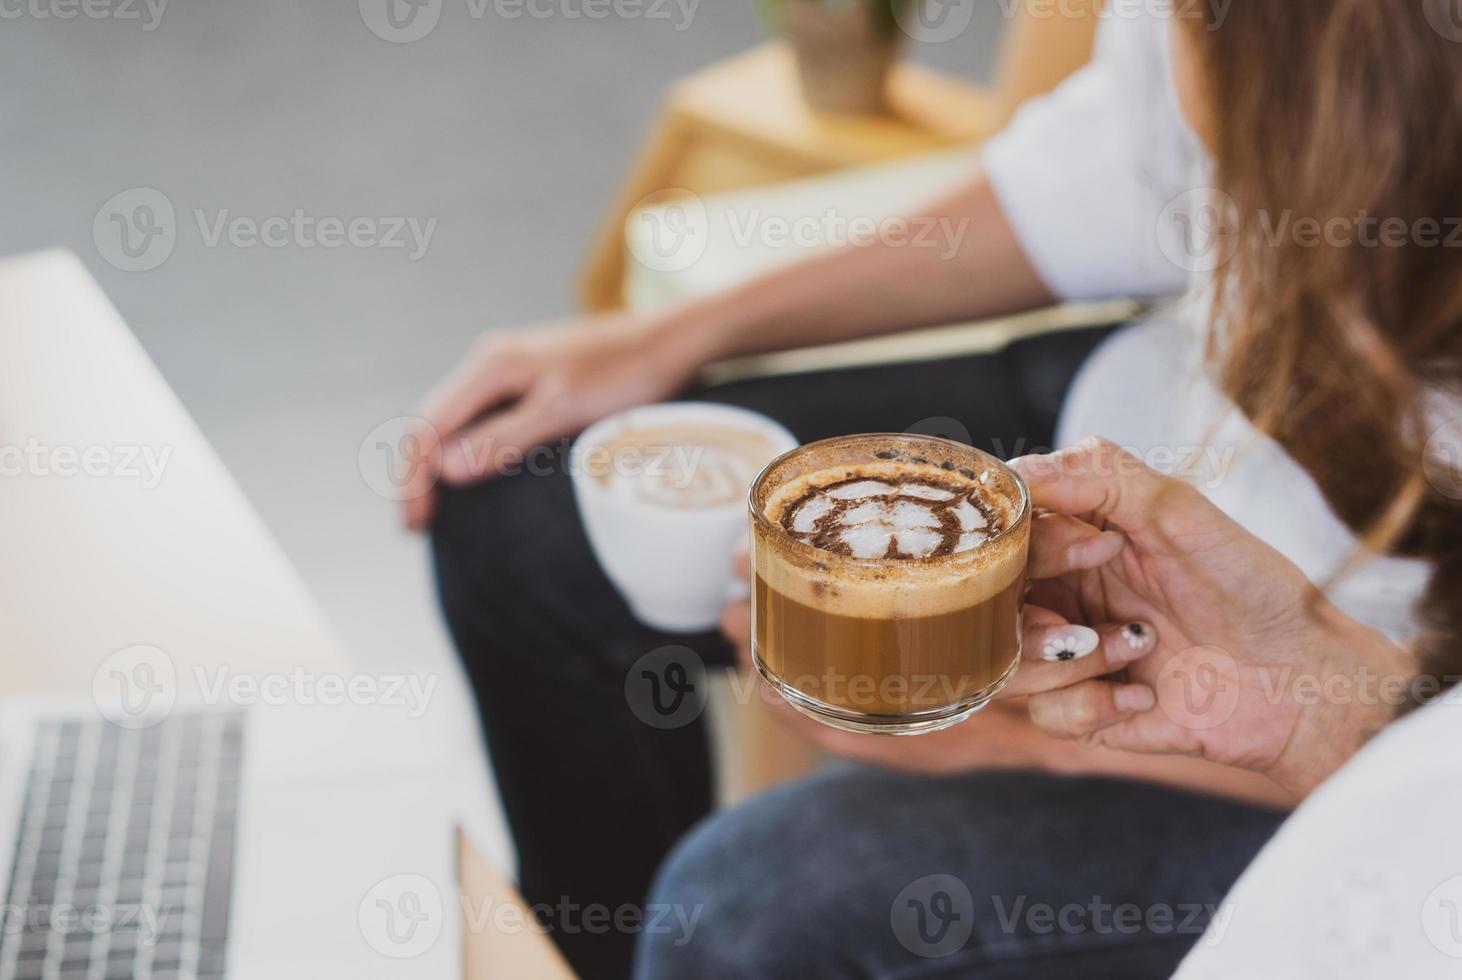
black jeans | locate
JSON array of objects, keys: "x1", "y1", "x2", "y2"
[{"x1": 433, "y1": 324, "x2": 1276, "y2": 977}]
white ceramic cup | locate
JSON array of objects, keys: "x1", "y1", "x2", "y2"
[{"x1": 570, "y1": 402, "x2": 798, "y2": 632}]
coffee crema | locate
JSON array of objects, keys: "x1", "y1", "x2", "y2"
[{"x1": 590, "y1": 424, "x2": 777, "y2": 509}]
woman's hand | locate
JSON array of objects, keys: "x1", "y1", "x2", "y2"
[
  {"x1": 401, "y1": 311, "x2": 708, "y2": 529},
  {"x1": 1011, "y1": 438, "x2": 1417, "y2": 799}
]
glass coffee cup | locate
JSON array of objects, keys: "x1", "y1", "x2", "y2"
[{"x1": 749, "y1": 434, "x2": 1031, "y2": 734}]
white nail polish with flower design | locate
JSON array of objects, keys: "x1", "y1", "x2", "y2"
[
  {"x1": 1041, "y1": 626, "x2": 1100, "y2": 662},
  {"x1": 1121, "y1": 623, "x2": 1156, "y2": 654}
]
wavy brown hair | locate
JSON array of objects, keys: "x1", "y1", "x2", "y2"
[{"x1": 1184, "y1": 0, "x2": 1462, "y2": 687}]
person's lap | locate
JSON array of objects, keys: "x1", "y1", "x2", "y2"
[
  {"x1": 636, "y1": 766, "x2": 1283, "y2": 979},
  {"x1": 429, "y1": 323, "x2": 1288, "y2": 977}
]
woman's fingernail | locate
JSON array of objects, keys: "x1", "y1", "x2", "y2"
[
  {"x1": 1114, "y1": 685, "x2": 1156, "y2": 712},
  {"x1": 1040, "y1": 626, "x2": 1100, "y2": 662},
  {"x1": 1117, "y1": 622, "x2": 1156, "y2": 660}
]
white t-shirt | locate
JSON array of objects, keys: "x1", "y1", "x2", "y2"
[
  {"x1": 979, "y1": 7, "x2": 1453, "y2": 975},
  {"x1": 1173, "y1": 692, "x2": 1462, "y2": 979},
  {"x1": 979, "y1": 7, "x2": 1432, "y2": 641}
]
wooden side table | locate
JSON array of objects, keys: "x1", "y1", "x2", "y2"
[
  {"x1": 579, "y1": 0, "x2": 1105, "y2": 312},
  {"x1": 579, "y1": 41, "x2": 1003, "y2": 311}
]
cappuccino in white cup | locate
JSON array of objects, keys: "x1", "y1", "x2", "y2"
[{"x1": 571, "y1": 403, "x2": 797, "y2": 632}]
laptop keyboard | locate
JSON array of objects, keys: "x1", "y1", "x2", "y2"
[{"x1": 0, "y1": 711, "x2": 244, "y2": 980}]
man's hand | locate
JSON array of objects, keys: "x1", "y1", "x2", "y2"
[{"x1": 402, "y1": 312, "x2": 706, "y2": 530}]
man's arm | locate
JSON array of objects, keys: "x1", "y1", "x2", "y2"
[{"x1": 670, "y1": 174, "x2": 1056, "y2": 365}]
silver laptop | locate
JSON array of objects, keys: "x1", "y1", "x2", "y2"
[{"x1": 0, "y1": 697, "x2": 461, "y2": 980}]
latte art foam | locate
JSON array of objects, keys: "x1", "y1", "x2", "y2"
[
  {"x1": 775, "y1": 471, "x2": 1002, "y2": 559},
  {"x1": 763, "y1": 453, "x2": 1018, "y2": 561}
]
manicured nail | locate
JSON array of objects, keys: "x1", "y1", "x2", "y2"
[
  {"x1": 1041, "y1": 626, "x2": 1100, "y2": 662},
  {"x1": 1117, "y1": 623, "x2": 1156, "y2": 660},
  {"x1": 1114, "y1": 685, "x2": 1156, "y2": 712}
]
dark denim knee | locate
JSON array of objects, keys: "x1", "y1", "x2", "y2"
[{"x1": 634, "y1": 773, "x2": 868, "y2": 980}]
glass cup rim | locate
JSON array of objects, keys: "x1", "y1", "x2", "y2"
[{"x1": 747, "y1": 433, "x2": 1032, "y2": 569}]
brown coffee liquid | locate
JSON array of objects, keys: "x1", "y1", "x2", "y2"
[{"x1": 753, "y1": 572, "x2": 1025, "y2": 715}]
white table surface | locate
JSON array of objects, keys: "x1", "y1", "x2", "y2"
[{"x1": 0, "y1": 248, "x2": 350, "y2": 692}]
